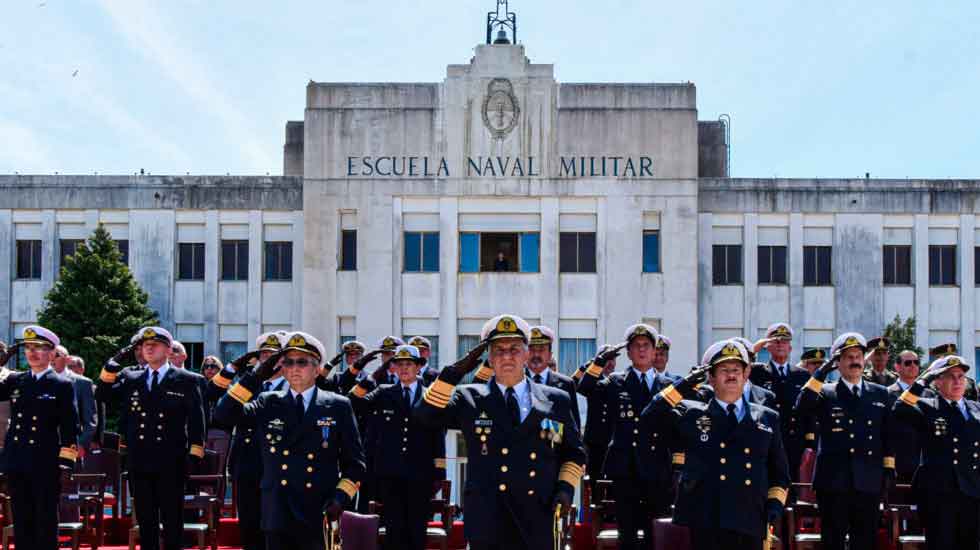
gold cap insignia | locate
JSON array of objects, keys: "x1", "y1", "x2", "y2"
[
  {"x1": 844, "y1": 336, "x2": 860, "y2": 348},
  {"x1": 409, "y1": 337, "x2": 426, "y2": 347},
  {"x1": 264, "y1": 335, "x2": 280, "y2": 347},
  {"x1": 877, "y1": 340, "x2": 887, "y2": 349},
  {"x1": 143, "y1": 328, "x2": 157, "y2": 339},
  {"x1": 383, "y1": 338, "x2": 395, "y2": 346},
  {"x1": 815, "y1": 350, "x2": 824, "y2": 359},
  {"x1": 634, "y1": 326, "x2": 648, "y2": 336},
  {"x1": 531, "y1": 328, "x2": 542, "y2": 338},
  {"x1": 720, "y1": 344, "x2": 741, "y2": 359},
  {"x1": 496, "y1": 317, "x2": 516, "y2": 333},
  {"x1": 771, "y1": 326, "x2": 790, "y2": 337},
  {"x1": 948, "y1": 357, "x2": 961, "y2": 367},
  {"x1": 23, "y1": 328, "x2": 37, "y2": 340},
  {"x1": 395, "y1": 349, "x2": 412, "y2": 359},
  {"x1": 288, "y1": 334, "x2": 307, "y2": 348}
]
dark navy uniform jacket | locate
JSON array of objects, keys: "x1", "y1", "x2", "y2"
[
  {"x1": 892, "y1": 393, "x2": 980, "y2": 497},
  {"x1": 528, "y1": 368, "x2": 581, "y2": 431},
  {"x1": 697, "y1": 382, "x2": 778, "y2": 410},
  {"x1": 95, "y1": 365, "x2": 205, "y2": 472},
  {"x1": 210, "y1": 376, "x2": 290, "y2": 479},
  {"x1": 794, "y1": 378, "x2": 894, "y2": 494},
  {"x1": 213, "y1": 377, "x2": 366, "y2": 535},
  {"x1": 887, "y1": 382, "x2": 930, "y2": 480},
  {"x1": 415, "y1": 379, "x2": 586, "y2": 548},
  {"x1": 644, "y1": 393, "x2": 790, "y2": 539},
  {"x1": 0, "y1": 369, "x2": 79, "y2": 473},
  {"x1": 576, "y1": 367, "x2": 676, "y2": 483},
  {"x1": 350, "y1": 381, "x2": 446, "y2": 480}
]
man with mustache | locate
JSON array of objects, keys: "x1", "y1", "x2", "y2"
[
  {"x1": 526, "y1": 325, "x2": 580, "y2": 429},
  {"x1": 794, "y1": 332, "x2": 896, "y2": 550},
  {"x1": 645, "y1": 339, "x2": 789, "y2": 550}
]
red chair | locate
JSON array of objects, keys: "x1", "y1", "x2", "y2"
[{"x1": 339, "y1": 510, "x2": 380, "y2": 550}]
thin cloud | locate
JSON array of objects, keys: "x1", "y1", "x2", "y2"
[
  {"x1": 97, "y1": 0, "x2": 275, "y2": 173},
  {"x1": 0, "y1": 120, "x2": 55, "y2": 172}
]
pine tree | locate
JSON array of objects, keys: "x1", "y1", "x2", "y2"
[
  {"x1": 37, "y1": 224, "x2": 158, "y2": 381},
  {"x1": 882, "y1": 314, "x2": 924, "y2": 368}
]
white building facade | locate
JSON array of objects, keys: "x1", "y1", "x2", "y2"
[{"x1": 2, "y1": 42, "x2": 979, "y2": 375}]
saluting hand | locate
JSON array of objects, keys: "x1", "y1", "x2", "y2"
[
  {"x1": 230, "y1": 350, "x2": 262, "y2": 372},
  {"x1": 372, "y1": 358, "x2": 394, "y2": 384},
  {"x1": 352, "y1": 349, "x2": 384, "y2": 371},
  {"x1": 813, "y1": 355, "x2": 840, "y2": 381},
  {"x1": 593, "y1": 342, "x2": 627, "y2": 367},
  {"x1": 683, "y1": 364, "x2": 709, "y2": 386},
  {"x1": 328, "y1": 351, "x2": 345, "y2": 367},
  {"x1": 0, "y1": 342, "x2": 19, "y2": 368},
  {"x1": 254, "y1": 351, "x2": 285, "y2": 382},
  {"x1": 449, "y1": 339, "x2": 489, "y2": 377},
  {"x1": 105, "y1": 344, "x2": 135, "y2": 372}
]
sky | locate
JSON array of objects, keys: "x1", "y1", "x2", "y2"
[{"x1": 1, "y1": 1, "x2": 978, "y2": 178}]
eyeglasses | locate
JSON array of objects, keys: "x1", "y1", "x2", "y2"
[
  {"x1": 282, "y1": 358, "x2": 315, "y2": 368},
  {"x1": 903, "y1": 360, "x2": 920, "y2": 365}
]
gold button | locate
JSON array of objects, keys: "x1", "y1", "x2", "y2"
[
  {"x1": 31, "y1": 427, "x2": 36, "y2": 431},
  {"x1": 955, "y1": 449, "x2": 960, "y2": 454},
  {"x1": 283, "y1": 450, "x2": 290, "y2": 456},
  {"x1": 528, "y1": 490, "x2": 535, "y2": 495},
  {"x1": 139, "y1": 435, "x2": 145, "y2": 440},
  {"x1": 480, "y1": 435, "x2": 487, "y2": 442},
  {"x1": 307, "y1": 467, "x2": 313, "y2": 473},
  {"x1": 720, "y1": 475, "x2": 726, "y2": 481},
  {"x1": 140, "y1": 423, "x2": 145, "y2": 428},
  {"x1": 954, "y1": 438, "x2": 959, "y2": 443},
  {"x1": 270, "y1": 447, "x2": 277, "y2": 453},
  {"x1": 282, "y1": 464, "x2": 288, "y2": 470},
  {"x1": 245, "y1": 438, "x2": 251, "y2": 443},
  {"x1": 720, "y1": 458, "x2": 726, "y2": 464},
  {"x1": 499, "y1": 484, "x2": 507, "y2": 491},
  {"x1": 501, "y1": 466, "x2": 509, "y2": 473},
  {"x1": 849, "y1": 448, "x2": 855, "y2": 453},
  {"x1": 868, "y1": 436, "x2": 873, "y2": 440},
  {"x1": 306, "y1": 482, "x2": 312, "y2": 488},
  {"x1": 634, "y1": 429, "x2": 639, "y2": 434},
  {"x1": 308, "y1": 453, "x2": 315, "y2": 460},
  {"x1": 744, "y1": 448, "x2": 750, "y2": 454},
  {"x1": 16, "y1": 413, "x2": 22, "y2": 418},
  {"x1": 632, "y1": 442, "x2": 638, "y2": 447},
  {"x1": 867, "y1": 420, "x2": 872, "y2": 425},
  {"x1": 267, "y1": 434, "x2": 272, "y2": 440},
  {"x1": 954, "y1": 460, "x2": 959, "y2": 465},
  {"x1": 28, "y1": 439, "x2": 34, "y2": 444},
  {"x1": 529, "y1": 470, "x2": 536, "y2": 477},
  {"x1": 142, "y1": 412, "x2": 147, "y2": 417},
  {"x1": 849, "y1": 434, "x2": 855, "y2": 439},
  {"x1": 402, "y1": 447, "x2": 407, "y2": 452},
  {"x1": 32, "y1": 416, "x2": 37, "y2": 421},
  {"x1": 720, "y1": 442, "x2": 726, "y2": 449},
  {"x1": 745, "y1": 480, "x2": 752, "y2": 486},
  {"x1": 530, "y1": 452, "x2": 537, "y2": 460},
  {"x1": 281, "y1": 480, "x2": 287, "y2": 486},
  {"x1": 159, "y1": 413, "x2": 164, "y2": 418},
  {"x1": 501, "y1": 448, "x2": 509, "y2": 455}
]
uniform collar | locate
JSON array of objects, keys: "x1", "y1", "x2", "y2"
[
  {"x1": 32, "y1": 366, "x2": 53, "y2": 380},
  {"x1": 715, "y1": 396, "x2": 746, "y2": 419},
  {"x1": 841, "y1": 378, "x2": 863, "y2": 396},
  {"x1": 148, "y1": 362, "x2": 171, "y2": 378},
  {"x1": 528, "y1": 368, "x2": 550, "y2": 384}
]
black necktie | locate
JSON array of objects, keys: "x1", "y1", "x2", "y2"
[
  {"x1": 639, "y1": 372, "x2": 651, "y2": 401},
  {"x1": 150, "y1": 370, "x2": 158, "y2": 394},
  {"x1": 851, "y1": 384, "x2": 860, "y2": 399},
  {"x1": 295, "y1": 393, "x2": 305, "y2": 420},
  {"x1": 263, "y1": 381, "x2": 272, "y2": 392},
  {"x1": 403, "y1": 386, "x2": 411, "y2": 410},
  {"x1": 506, "y1": 387, "x2": 520, "y2": 426},
  {"x1": 533, "y1": 374, "x2": 542, "y2": 384},
  {"x1": 727, "y1": 403, "x2": 738, "y2": 433}
]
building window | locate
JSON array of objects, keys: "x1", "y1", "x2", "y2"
[
  {"x1": 458, "y1": 232, "x2": 540, "y2": 273},
  {"x1": 177, "y1": 243, "x2": 205, "y2": 280},
  {"x1": 220, "y1": 342, "x2": 247, "y2": 365},
  {"x1": 59, "y1": 239, "x2": 83, "y2": 269},
  {"x1": 221, "y1": 240, "x2": 249, "y2": 281},
  {"x1": 340, "y1": 230, "x2": 357, "y2": 271},
  {"x1": 803, "y1": 246, "x2": 832, "y2": 286},
  {"x1": 559, "y1": 232, "x2": 596, "y2": 273},
  {"x1": 929, "y1": 245, "x2": 956, "y2": 286},
  {"x1": 712, "y1": 244, "x2": 743, "y2": 285},
  {"x1": 758, "y1": 245, "x2": 787, "y2": 284},
  {"x1": 883, "y1": 245, "x2": 912, "y2": 286},
  {"x1": 457, "y1": 335, "x2": 488, "y2": 383},
  {"x1": 183, "y1": 342, "x2": 205, "y2": 371},
  {"x1": 642, "y1": 231, "x2": 660, "y2": 273},
  {"x1": 16, "y1": 240, "x2": 42, "y2": 280},
  {"x1": 756, "y1": 349, "x2": 771, "y2": 365},
  {"x1": 558, "y1": 338, "x2": 596, "y2": 377},
  {"x1": 976, "y1": 247, "x2": 980, "y2": 286},
  {"x1": 265, "y1": 242, "x2": 293, "y2": 281},
  {"x1": 114, "y1": 240, "x2": 130, "y2": 265},
  {"x1": 404, "y1": 232, "x2": 440, "y2": 273}
]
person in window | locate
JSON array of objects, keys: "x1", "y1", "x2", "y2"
[{"x1": 493, "y1": 251, "x2": 510, "y2": 271}]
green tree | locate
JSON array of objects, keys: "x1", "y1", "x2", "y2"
[
  {"x1": 882, "y1": 314, "x2": 924, "y2": 367},
  {"x1": 37, "y1": 224, "x2": 158, "y2": 381}
]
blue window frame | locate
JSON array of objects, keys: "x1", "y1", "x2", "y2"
[
  {"x1": 643, "y1": 231, "x2": 660, "y2": 273},
  {"x1": 519, "y1": 233, "x2": 540, "y2": 273},
  {"x1": 405, "y1": 232, "x2": 440, "y2": 273},
  {"x1": 459, "y1": 233, "x2": 479, "y2": 272},
  {"x1": 558, "y1": 338, "x2": 597, "y2": 377}
]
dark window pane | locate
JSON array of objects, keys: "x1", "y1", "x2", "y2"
[
  {"x1": 883, "y1": 246, "x2": 895, "y2": 285},
  {"x1": 928, "y1": 246, "x2": 940, "y2": 285},
  {"x1": 422, "y1": 233, "x2": 440, "y2": 272},
  {"x1": 818, "y1": 246, "x2": 832, "y2": 285},
  {"x1": 895, "y1": 246, "x2": 910, "y2": 285},
  {"x1": 59, "y1": 239, "x2": 82, "y2": 270},
  {"x1": 642, "y1": 232, "x2": 660, "y2": 273},
  {"x1": 404, "y1": 232, "x2": 422, "y2": 272},
  {"x1": 281, "y1": 243, "x2": 293, "y2": 280},
  {"x1": 194, "y1": 243, "x2": 205, "y2": 279},
  {"x1": 712, "y1": 245, "x2": 726, "y2": 285},
  {"x1": 727, "y1": 245, "x2": 743, "y2": 284},
  {"x1": 944, "y1": 246, "x2": 956, "y2": 285},
  {"x1": 178, "y1": 243, "x2": 193, "y2": 280},
  {"x1": 559, "y1": 233, "x2": 578, "y2": 273},
  {"x1": 579, "y1": 233, "x2": 596, "y2": 273},
  {"x1": 976, "y1": 247, "x2": 980, "y2": 286},
  {"x1": 772, "y1": 246, "x2": 787, "y2": 284},
  {"x1": 236, "y1": 242, "x2": 249, "y2": 279},
  {"x1": 340, "y1": 230, "x2": 357, "y2": 271},
  {"x1": 265, "y1": 242, "x2": 278, "y2": 280},
  {"x1": 115, "y1": 240, "x2": 130, "y2": 265},
  {"x1": 480, "y1": 233, "x2": 518, "y2": 272},
  {"x1": 221, "y1": 241, "x2": 237, "y2": 280},
  {"x1": 264, "y1": 242, "x2": 293, "y2": 281},
  {"x1": 184, "y1": 343, "x2": 205, "y2": 372},
  {"x1": 459, "y1": 233, "x2": 479, "y2": 272},
  {"x1": 804, "y1": 247, "x2": 816, "y2": 286},
  {"x1": 16, "y1": 241, "x2": 39, "y2": 279},
  {"x1": 31, "y1": 241, "x2": 42, "y2": 279},
  {"x1": 758, "y1": 246, "x2": 772, "y2": 283}
]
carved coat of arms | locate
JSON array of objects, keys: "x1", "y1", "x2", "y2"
[{"x1": 481, "y1": 78, "x2": 520, "y2": 139}]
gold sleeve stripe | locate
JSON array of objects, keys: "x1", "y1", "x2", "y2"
[
  {"x1": 337, "y1": 478, "x2": 359, "y2": 499},
  {"x1": 189, "y1": 444, "x2": 205, "y2": 458},
  {"x1": 804, "y1": 378, "x2": 823, "y2": 393},
  {"x1": 900, "y1": 390, "x2": 919, "y2": 406},
  {"x1": 99, "y1": 369, "x2": 117, "y2": 384},
  {"x1": 805, "y1": 433, "x2": 816, "y2": 441},
  {"x1": 572, "y1": 368, "x2": 585, "y2": 381},
  {"x1": 428, "y1": 380, "x2": 455, "y2": 399},
  {"x1": 348, "y1": 365, "x2": 363, "y2": 376},
  {"x1": 350, "y1": 385, "x2": 368, "y2": 399},
  {"x1": 672, "y1": 452, "x2": 685, "y2": 465},
  {"x1": 767, "y1": 487, "x2": 788, "y2": 505},
  {"x1": 434, "y1": 458, "x2": 447, "y2": 468},
  {"x1": 585, "y1": 363, "x2": 604, "y2": 377},
  {"x1": 211, "y1": 375, "x2": 231, "y2": 389},
  {"x1": 474, "y1": 366, "x2": 494, "y2": 382},
  {"x1": 423, "y1": 385, "x2": 452, "y2": 408},
  {"x1": 659, "y1": 386, "x2": 683, "y2": 408},
  {"x1": 59, "y1": 446, "x2": 79, "y2": 461},
  {"x1": 558, "y1": 462, "x2": 585, "y2": 486},
  {"x1": 883, "y1": 456, "x2": 896, "y2": 469},
  {"x1": 228, "y1": 383, "x2": 253, "y2": 405}
]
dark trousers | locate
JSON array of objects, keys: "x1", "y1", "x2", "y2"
[
  {"x1": 9, "y1": 470, "x2": 59, "y2": 550},
  {"x1": 920, "y1": 490, "x2": 980, "y2": 550},
  {"x1": 133, "y1": 466, "x2": 186, "y2": 550},
  {"x1": 816, "y1": 489, "x2": 880, "y2": 550},
  {"x1": 690, "y1": 528, "x2": 762, "y2": 550},
  {"x1": 585, "y1": 441, "x2": 607, "y2": 494},
  {"x1": 377, "y1": 476, "x2": 432, "y2": 550},
  {"x1": 236, "y1": 475, "x2": 266, "y2": 550},
  {"x1": 468, "y1": 501, "x2": 528, "y2": 549},
  {"x1": 612, "y1": 476, "x2": 666, "y2": 550},
  {"x1": 266, "y1": 527, "x2": 325, "y2": 550}
]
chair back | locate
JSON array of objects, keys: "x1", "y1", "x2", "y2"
[
  {"x1": 205, "y1": 428, "x2": 231, "y2": 472},
  {"x1": 430, "y1": 479, "x2": 455, "y2": 530},
  {"x1": 339, "y1": 510, "x2": 380, "y2": 550}
]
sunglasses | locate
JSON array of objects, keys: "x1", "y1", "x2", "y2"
[
  {"x1": 902, "y1": 360, "x2": 920, "y2": 365},
  {"x1": 282, "y1": 358, "x2": 316, "y2": 368}
]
